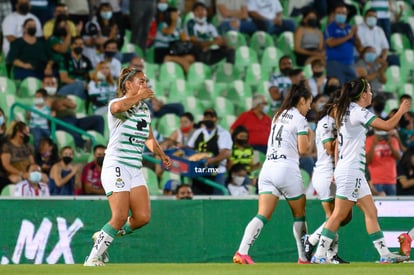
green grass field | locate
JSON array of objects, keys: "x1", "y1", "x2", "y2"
[{"x1": 0, "y1": 263, "x2": 413, "y2": 275}]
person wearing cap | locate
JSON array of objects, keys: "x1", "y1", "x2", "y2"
[
  {"x1": 163, "y1": 179, "x2": 180, "y2": 195},
  {"x1": 187, "y1": 109, "x2": 233, "y2": 195}
]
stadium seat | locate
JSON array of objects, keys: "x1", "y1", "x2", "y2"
[
  {"x1": 234, "y1": 46, "x2": 259, "y2": 70},
  {"x1": 1, "y1": 184, "x2": 15, "y2": 196},
  {"x1": 160, "y1": 170, "x2": 181, "y2": 191},
  {"x1": 384, "y1": 66, "x2": 404, "y2": 92},
  {"x1": 219, "y1": 114, "x2": 237, "y2": 129},
  {"x1": 277, "y1": 31, "x2": 294, "y2": 56},
  {"x1": 391, "y1": 33, "x2": 410, "y2": 54},
  {"x1": 384, "y1": 98, "x2": 399, "y2": 114},
  {"x1": 144, "y1": 63, "x2": 159, "y2": 81},
  {"x1": 121, "y1": 42, "x2": 143, "y2": 57},
  {"x1": 159, "y1": 62, "x2": 185, "y2": 89},
  {"x1": 235, "y1": 97, "x2": 253, "y2": 115},
  {"x1": 67, "y1": 95, "x2": 87, "y2": 116},
  {"x1": 145, "y1": 47, "x2": 155, "y2": 63},
  {"x1": 182, "y1": 95, "x2": 204, "y2": 117},
  {"x1": 166, "y1": 79, "x2": 191, "y2": 102},
  {"x1": 214, "y1": 62, "x2": 242, "y2": 83},
  {"x1": 261, "y1": 46, "x2": 281, "y2": 79},
  {"x1": 55, "y1": 130, "x2": 76, "y2": 149},
  {"x1": 245, "y1": 63, "x2": 264, "y2": 91},
  {"x1": 214, "y1": 96, "x2": 235, "y2": 116},
  {"x1": 186, "y1": 62, "x2": 212, "y2": 90},
  {"x1": 249, "y1": 31, "x2": 275, "y2": 58},
  {"x1": 157, "y1": 113, "x2": 180, "y2": 137},
  {"x1": 197, "y1": 79, "x2": 226, "y2": 102},
  {"x1": 0, "y1": 94, "x2": 16, "y2": 118},
  {"x1": 142, "y1": 167, "x2": 161, "y2": 195},
  {"x1": 18, "y1": 77, "x2": 42, "y2": 98},
  {"x1": 225, "y1": 80, "x2": 253, "y2": 103},
  {"x1": 399, "y1": 83, "x2": 414, "y2": 97},
  {"x1": 0, "y1": 76, "x2": 17, "y2": 95},
  {"x1": 400, "y1": 49, "x2": 414, "y2": 74},
  {"x1": 395, "y1": 1, "x2": 412, "y2": 21},
  {"x1": 255, "y1": 81, "x2": 270, "y2": 97},
  {"x1": 84, "y1": 130, "x2": 108, "y2": 147},
  {"x1": 303, "y1": 63, "x2": 313, "y2": 79},
  {"x1": 224, "y1": 30, "x2": 247, "y2": 49}
]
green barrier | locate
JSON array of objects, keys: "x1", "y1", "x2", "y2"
[{"x1": 0, "y1": 198, "x2": 412, "y2": 264}]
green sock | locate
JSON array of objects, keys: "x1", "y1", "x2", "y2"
[{"x1": 117, "y1": 218, "x2": 134, "y2": 236}]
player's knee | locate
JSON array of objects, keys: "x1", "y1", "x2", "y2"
[{"x1": 131, "y1": 212, "x2": 151, "y2": 228}]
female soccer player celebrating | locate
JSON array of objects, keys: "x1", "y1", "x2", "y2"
[
  {"x1": 311, "y1": 78, "x2": 410, "y2": 264},
  {"x1": 84, "y1": 68, "x2": 171, "y2": 266},
  {"x1": 233, "y1": 82, "x2": 314, "y2": 264}
]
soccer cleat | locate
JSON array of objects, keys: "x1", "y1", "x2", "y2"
[
  {"x1": 329, "y1": 254, "x2": 350, "y2": 264},
  {"x1": 380, "y1": 253, "x2": 409, "y2": 263},
  {"x1": 83, "y1": 256, "x2": 105, "y2": 266},
  {"x1": 92, "y1": 231, "x2": 110, "y2": 263},
  {"x1": 311, "y1": 255, "x2": 327, "y2": 264},
  {"x1": 233, "y1": 252, "x2": 255, "y2": 264},
  {"x1": 302, "y1": 234, "x2": 315, "y2": 262},
  {"x1": 297, "y1": 258, "x2": 310, "y2": 264},
  {"x1": 398, "y1": 233, "x2": 412, "y2": 257}
]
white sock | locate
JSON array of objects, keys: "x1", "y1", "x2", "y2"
[
  {"x1": 293, "y1": 218, "x2": 308, "y2": 261},
  {"x1": 327, "y1": 233, "x2": 339, "y2": 258},
  {"x1": 370, "y1": 231, "x2": 390, "y2": 257},
  {"x1": 313, "y1": 228, "x2": 335, "y2": 259},
  {"x1": 408, "y1": 227, "x2": 414, "y2": 240},
  {"x1": 87, "y1": 224, "x2": 117, "y2": 261},
  {"x1": 238, "y1": 215, "x2": 266, "y2": 255},
  {"x1": 309, "y1": 222, "x2": 326, "y2": 245}
]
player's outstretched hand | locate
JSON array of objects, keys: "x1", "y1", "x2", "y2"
[
  {"x1": 161, "y1": 154, "x2": 172, "y2": 169},
  {"x1": 399, "y1": 99, "x2": 412, "y2": 114}
]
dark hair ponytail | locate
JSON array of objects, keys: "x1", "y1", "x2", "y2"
[
  {"x1": 316, "y1": 88, "x2": 342, "y2": 122},
  {"x1": 274, "y1": 81, "x2": 312, "y2": 121}
]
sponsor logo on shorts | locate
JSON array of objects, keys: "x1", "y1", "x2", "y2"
[{"x1": 115, "y1": 178, "x2": 125, "y2": 188}]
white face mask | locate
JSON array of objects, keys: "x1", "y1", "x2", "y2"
[
  {"x1": 97, "y1": 71, "x2": 106, "y2": 81},
  {"x1": 29, "y1": 171, "x2": 42, "y2": 183},
  {"x1": 195, "y1": 17, "x2": 207, "y2": 24},
  {"x1": 262, "y1": 104, "x2": 270, "y2": 114},
  {"x1": 34, "y1": 97, "x2": 44, "y2": 106},
  {"x1": 233, "y1": 175, "x2": 245, "y2": 186},
  {"x1": 44, "y1": 86, "x2": 57, "y2": 96}
]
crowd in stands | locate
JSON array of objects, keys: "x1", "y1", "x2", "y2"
[{"x1": 1, "y1": 0, "x2": 414, "y2": 198}]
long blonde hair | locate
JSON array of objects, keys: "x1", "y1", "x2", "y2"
[
  {"x1": 91, "y1": 61, "x2": 115, "y2": 85},
  {"x1": 116, "y1": 67, "x2": 143, "y2": 97}
]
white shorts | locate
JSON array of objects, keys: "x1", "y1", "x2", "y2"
[
  {"x1": 334, "y1": 170, "x2": 371, "y2": 202},
  {"x1": 101, "y1": 163, "x2": 147, "y2": 195},
  {"x1": 258, "y1": 162, "x2": 304, "y2": 199},
  {"x1": 312, "y1": 169, "x2": 335, "y2": 202}
]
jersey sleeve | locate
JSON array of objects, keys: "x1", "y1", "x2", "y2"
[
  {"x1": 320, "y1": 121, "x2": 335, "y2": 144},
  {"x1": 297, "y1": 116, "x2": 309, "y2": 136},
  {"x1": 350, "y1": 106, "x2": 376, "y2": 127}
]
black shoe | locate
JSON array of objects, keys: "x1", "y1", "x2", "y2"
[
  {"x1": 302, "y1": 235, "x2": 315, "y2": 262},
  {"x1": 330, "y1": 254, "x2": 350, "y2": 264}
]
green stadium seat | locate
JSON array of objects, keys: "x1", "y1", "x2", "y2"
[
  {"x1": 159, "y1": 62, "x2": 185, "y2": 89},
  {"x1": 391, "y1": 33, "x2": 410, "y2": 54},
  {"x1": 399, "y1": 83, "x2": 414, "y2": 97},
  {"x1": 84, "y1": 130, "x2": 108, "y2": 147},
  {"x1": 384, "y1": 98, "x2": 399, "y2": 114},
  {"x1": 186, "y1": 62, "x2": 212, "y2": 90},
  {"x1": 55, "y1": 130, "x2": 76, "y2": 149},
  {"x1": 249, "y1": 31, "x2": 275, "y2": 58},
  {"x1": 145, "y1": 47, "x2": 155, "y2": 63},
  {"x1": 224, "y1": 80, "x2": 253, "y2": 103},
  {"x1": 182, "y1": 95, "x2": 204, "y2": 117},
  {"x1": 214, "y1": 96, "x2": 235, "y2": 116},
  {"x1": 142, "y1": 167, "x2": 162, "y2": 195},
  {"x1": 261, "y1": 46, "x2": 281, "y2": 79},
  {"x1": 234, "y1": 46, "x2": 259, "y2": 70},
  {"x1": 0, "y1": 76, "x2": 17, "y2": 95},
  {"x1": 67, "y1": 95, "x2": 87, "y2": 116},
  {"x1": 197, "y1": 79, "x2": 225, "y2": 102},
  {"x1": 18, "y1": 77, "x2": 42, "y2": 98},
  {"x1": 157, "y1": 113, "x2": 180, "y2": 137},
  {"x1": 214, "y1": 62, "x2": 242, "y2": 83},
  {"x1": 144, "y1": 63, "x2": 159, "y2": 81},
  {"x1": 219, "y1": 114, "x2": 236, "y2": 130},
  {"x1": 224, "y1": 30, "x2": 247, "y2": 49},
  {"x1": 245, "y1": 63, "x2": 264, "y2": 91},
  {"x1": 1, "y1": 184, "x2": 15, "y2": 196},
  {"x1": 0, "y1": 94, "x2": 16, "y2": 118},
  {"x1": 400, "y1": 49, "x2": 414, "y2": 74},
  {"x1": 166, "y1": 79, "x2": 191, "y2": 102},
  {"x1": 277, "y1": 31, "x2": 294, "y2": 56},
  {"x1": 384, "y1": 66, "x2": 404, "y2": 93}
]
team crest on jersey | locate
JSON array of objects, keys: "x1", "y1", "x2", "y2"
[
  {"x1": 136, "y1": 119, "x2": 148, "y2": 130},
  {"x1": 115, "y1": 178, "x2": 125, "y2": 188}
]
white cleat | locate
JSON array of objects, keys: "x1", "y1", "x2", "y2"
[
  {"x1": 92, "y1": 231, "x2": 110, "y2": 263},
  {"x1": 380, "y1": 253, "x2": 409, "y2": 264},
  {"x1": 84, "y1": 257, "x2": 105, "y2": 267}
]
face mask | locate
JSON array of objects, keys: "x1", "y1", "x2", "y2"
[
  {"x1": 195, "y1": 17, "x2": 207, "y2": 24},
  {"x1": 364, "y1": 52, "x2": 377, "y2": 63},
  {"x1": 280, "y1": 67, "x2": 291, "y2": 76},
  {"x1": 100, "y1": 11, "x2": 113, "y2": 20},
  {"x1": 23, "y1": 134, "x2": 30, "y2": 144},
  {"x1": 307, "y1": 19, "x2": 318, "y2": 28},
  {"x1": 97, "y1": 71, "x2": 106, "y2": 81},
  {"x1": 27, "y1": 27, "x2": 36, "y2": 36},
  {"x1": 263, "y1": 104, "x2": 270, "y2": 114},
  {"x1": 19, "y1": 3, "x2": 30, "y2": 15},
  {"x1": 0, "y1": 116, "x2": 4, "y2": 126},
  {"x1": 157, "y1": 3, "x2": 168, "y2": 12},
  {"x1": 62, "y1": 156, "x2": 72, "y2": 165},
  {"x1": 104, "y1": 51, "x2": 116, "y2": 58},
  {"x1": 325, "y1": 85, "x2": 340, "y2": 95},
  {"x1": 335, "y1": 14, "x2": 347, "y2": 24},
  {"x1": 313, "y1": 71, "x2": 324, "y2": 78},
  {"x1": 316, "y1": 102, "x2": 325, "y2": 111},
  {"x1": 96, "y1": 156, "x2": 104, "y2": 166},
  {"x1": 236, "y1": 138, "x2": 248, "y2": 146},
  {"x1": 233, "y1": 176, "x2": 245, "y2": 186},
  {"x1": 180, "y1": 125, "x2": 192, "y2": 134},
  {"x1": 29, "y1": 171, "x2": 42, "y2": 183},
  {"x1": 34, "y1": 97, "x2": 44, "y2": 106},
  {"x1": 73, "y1": 46, "x2": 83, "y2": 55},
  {"x1": 366, "y1": 16, "x2": 377, "y2": 27},
  {"x1": 45, "y1": 86, "x2": 57, "y2": 96},
  {"x1": 203, "y1": 120, "x2": 215, "y2": 129}
]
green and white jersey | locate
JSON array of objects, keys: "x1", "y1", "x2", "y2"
[
  {"x1": 314, "y1": 115, "x2": 336, "y2": 173},
  {"x1": 370, "y1": 0, "x2": 390, "y2": 19},
  {"x1": 336, "y1": 102, "x2": 376, "y2": 174},
  {"x1": 105, "y1": 97, "x2": 151, "y2": 169},
  {"x1": 266, "y1": 107, "x2": 309, "y2": 167}
]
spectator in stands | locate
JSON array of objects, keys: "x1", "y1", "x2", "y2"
[
  {"x1": 88, "y1": 61, "x2": 117, "y2": 116},
  {"x1": 0, "y1": 108, "x2": 7, "y2": 144},
  {"x1": 129, "y1": 57, "x2": 185, "y2": 118},
  {"x1": 1, "y1": 121, "x2": 35, "y2": 184},
  {"x1": 7, "y1": 18, "x2": 54, "y2": 80},
  {"x1": 1, "y1": 0, "x2": 42, "y2": 56},
  {"x1": 48, "y1": 13, "x2": 73, "y2": 72},
  {"x1": 216, "y1": 0, "x2": 257, "y2": 35},
  {"x1": 187, "y1": 108, "x2": 232, "y2": 195},
  {"x1": 154, "y1": 6, "x2": 195, "y2": 73},
  {"x1": 186, "y1": 1, "x2": 234, "y2": 65},
  {"x1": 269, "y1": 55, "x2": 293, "y2": 100},
  {"x1": 390, "y1": 1, "x2": 414, "y2": 49},
  {"x1": 289, "y1": 68, "x2": 306, "y2": 86},
  {"x1": 307, "y1": 59, "x2": 327, "y2": 97},
  {"x1": 162, "y1": 112, "x2": 196, "y2": 149},
  {"x1": 80, "y1": 144, "x2": 106, "y2": 195},
  {"x1": 97, "y1": 39, "x2": 121, "y2": 79},
  {"x1": 294, "y1": 9, "x2": 324, "y2": 67},
  {"x1": 370, "y1": 94, "x2": 388, "y2": 119},
  {"x1": 355, "y1": 46, "x2": 387, "y2": 93},
  {"x1": 0, "y1": 1, "x2": 12, "y2": 38},
  {"x1": 397, "y1": 147, "x2": 414, "y2": 196},
  {"x1": 130, "y1": 0, "x2": 156, "y2": 53},
  {"x1": 13, "y1": 163, "x2": 50, "y2": 197},
  {"x1": 49, "y1": 146, "x2": 81, "y2": 196},
  {"x1": 226, "y1": 163, "x2": 251, "y2": 196},
  {"x1": 366, "y1": 129, "x2": 401, "y2": 196},
  {"x1": 246, "y1": 0, "x2": 296, "y2": 35},
  {"x1": 175, "y1": 184, "x2": 193, "y2": 200},
  {"x1": 43, "y1": 3, "x2": 79, "y2": 39},
  {"x1": 58, "y1": 36, "x2": 93, "y2": 99},
  {"x1": 34, "y1": 137, "x2": 59, "y2": 176},
  {"x1": 323, "y1": 76, "x2": 341, "y2": 97},
  {"x1": 163, "y1": 179, "x2": 179, "y2": 196},
  {"x1": 324, "y1": 3, "x2": 360, "y2": 84},
  {"x1": 63, "y1": 0, "x2": 90, "y2": 27},
  {"x1": 0, "y1": 108, "x2": 11, "y2": 193},
  {"x1": 230, "y1": 94, "x2": 271, "y2": 154},
  {"x1": 27, "y1": 89, "x2": 51, "y2": 150},
  {"x1": 369, "y1": 0, "x2": 392, "y2": 45}
]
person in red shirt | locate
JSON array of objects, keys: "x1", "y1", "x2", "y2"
[
  {"x1": 366, "y1": 129, "x2": 401, "y2": 196},
  {"x1": 230, "y1": 94, "x2": 271, "y2": 154},
  {"x1": 80, "y1": 144, "x2": 107, "y2": 195}
]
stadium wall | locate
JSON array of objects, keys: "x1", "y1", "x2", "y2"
[{"x1": 0, "y1": 198, "x2": 412, "y2": 264}]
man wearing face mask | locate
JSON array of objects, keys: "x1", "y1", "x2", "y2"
[
  {"x1": 355, "y1": 46, "x2": 387, "y2": 93},
  {"x1": 2, "y1": 0, "x2": 42, "y2": 56},
  {"x1": 80, "y1": 145, "x2": 106, "y2": 195},
  {"x1": 187, "y1": 109, "x2": 232, "y2": 195},
  {"x1": 97, "y1": 39, "x2": 121, "y2": 79},
  {"x1": 324, "y1": 3, "x2": 361, "y2": 84},
  {"x1": 307, "y1": 59, "x2": 327, "y2": 97},
  {"x1": 13, "y1": 164, "x2": 50, "y2": 197},
  {"x1": 268, "y1": 55, "x2": 293, "y2": 103}
]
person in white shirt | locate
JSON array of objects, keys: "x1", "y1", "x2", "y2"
[
  {"x1": 216, "y1": 0, "x2": 257, "y2": 35},
  {"x1": 13, "y1": 164, "x2": 49, "y2": 197},
  {"x1": 1, "y1": 0, "x2": 43, "y2": 56}
]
